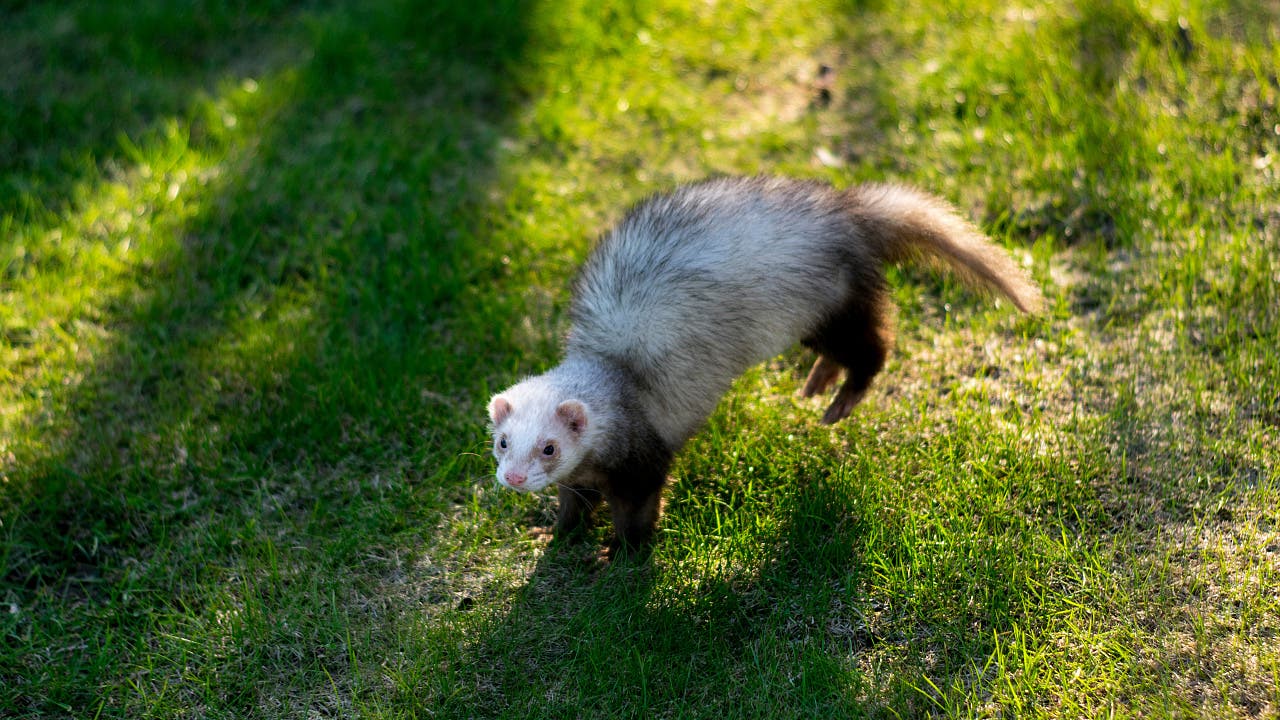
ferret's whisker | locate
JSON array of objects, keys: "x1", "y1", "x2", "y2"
[{"x1": 555, "y1": 482, "x2": 592, "y2": 502}]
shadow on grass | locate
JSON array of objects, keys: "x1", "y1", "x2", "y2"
[
  {"x1": 409, "y1": 491, "x2": 874, "y2": 716},
  {"x1": 0, "y1": 1, "x2": 308, "y2": 217},
  {"x1": 413, "y1": 440, "x2": 1054, "y2": 717},
  {"x1": 3, "y1": 0, "x2": 534, "y2": 715}
]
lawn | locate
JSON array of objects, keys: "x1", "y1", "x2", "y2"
[{"x1": 2, "y1": 0, "x2": 1277, "y2": 717}]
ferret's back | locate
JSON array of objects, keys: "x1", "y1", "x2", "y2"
[{"x1": 565, "y1": 178, "x2": 875, "y2": 437}]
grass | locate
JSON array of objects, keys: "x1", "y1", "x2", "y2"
[{"x1": 1, "y1": 0, "x2": 1277, "y2": 717}]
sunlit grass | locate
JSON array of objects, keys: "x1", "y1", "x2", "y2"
[{"x1": 2, "y1": 0, "x2": 1278, "y2": 717}]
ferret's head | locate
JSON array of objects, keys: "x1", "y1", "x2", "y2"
[{"x1": 487, "y1": 379, "x2": 591, "y2": 493}]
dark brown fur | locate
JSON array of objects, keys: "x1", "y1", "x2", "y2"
[{"x1": 800, "y1": 286, "x2": 896, "y2": 424}]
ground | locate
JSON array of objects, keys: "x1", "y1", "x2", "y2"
[{"x1": 1, "y1": 0, "x2": 1278, "y2": 717}]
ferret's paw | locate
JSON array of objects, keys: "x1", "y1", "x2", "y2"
[
  {"x1": 525, "y1": 526, "x2": 555, "y2": 542},
  {"x1": 821, "y1": 385, "x2": 866, "y2": 424}
]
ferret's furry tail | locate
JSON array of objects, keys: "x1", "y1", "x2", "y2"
[{"x1": 848, "y1": 184, "x2": 1043, "y2": 314}]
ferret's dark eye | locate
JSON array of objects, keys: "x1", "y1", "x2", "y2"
[
  {"x1": 498, "y1": 438, "x2": 507, "y2": 449},
  {"x1": 542, "y1": 444, "x2": 555, "y2": 456}
]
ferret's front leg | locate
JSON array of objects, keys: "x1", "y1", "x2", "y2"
[
  {"x1": 605, "y1": 485, "x2": 665, "y2": 552},
  {"x1": 555, "y1": 484, "x2": 603, "y2": 538}
]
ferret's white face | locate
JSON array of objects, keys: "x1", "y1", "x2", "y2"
[{"x1": 487, "y1": 382, "x2": 590, "y2": 493}]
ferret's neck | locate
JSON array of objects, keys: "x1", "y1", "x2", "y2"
[{"x1": 547, "y1": 352, "x2": 637, "y2": 403}]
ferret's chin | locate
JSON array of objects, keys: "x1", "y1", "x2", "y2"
[{"x1": 524, "y1": 478, "x2": 556, "y2": 493}]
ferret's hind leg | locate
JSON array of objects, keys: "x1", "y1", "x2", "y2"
[
  {"x1": 803, "y1": 290, "x2": 894, "y2": 424},
  {"x1": 802, "y1": 355, "x2": 843, "y2": 397}
]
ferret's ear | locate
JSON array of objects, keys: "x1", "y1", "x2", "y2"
[
  {"x1": 555, "y1": 400, "x2": 588, "y2": 437},
  {"x1": 489, "y1": 396, "x2": 514, "y2": 426}
]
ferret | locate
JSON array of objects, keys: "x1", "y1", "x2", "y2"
[{"x1": 487, "y1": 176, "x2": 1042, "y2": 549}]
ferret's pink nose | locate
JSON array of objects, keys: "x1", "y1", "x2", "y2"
[{"x1": 504, "y1": 470, "x2": 526, "y2": 488}]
